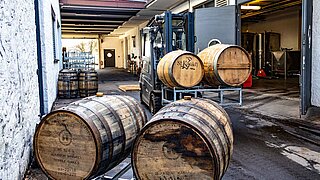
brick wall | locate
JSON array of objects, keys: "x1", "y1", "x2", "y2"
[
  {"x1": 0, "y1": 0, "x2": 40, "y2": 179},
  {"x1": 312, "y1": 0, "x2": 320, "y2": 107}
]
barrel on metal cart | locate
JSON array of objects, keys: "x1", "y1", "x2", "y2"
[
  {"x1": 197, "y1": 44, "x2": 252, "y2": 87},
  {"x1": 78, "y1": 69, "x2": 98, "y2": 97},
  {"x1": 132, "y1": 98, "x2": 233, "y2": 180},
  {"x1": 34, "y1": 95, "x2": 147, "y2": 180},
  {"x1": 58, "y1": 69, "x2": 78, "y2": 98},
  {"x1": 157, "y1": 50, "x2": 204, "y2": 88}
]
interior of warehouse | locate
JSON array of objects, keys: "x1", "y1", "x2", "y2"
[{"x1": 240, "y1": 0, "x2": 302, "y2": 86}]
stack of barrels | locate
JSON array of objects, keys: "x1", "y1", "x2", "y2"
[
  {"x1": 35, "y1": 44, "x2": 245, "y2": 180},
  {"x1": 157, "y1": 44, "x2": 252, "y2": 88},
  {"x1": 58, "y1": 69, "x2": 98, "y2": 98},
  {"x1": 34, "y1": 95, "x2": 233, "y2": 180}
]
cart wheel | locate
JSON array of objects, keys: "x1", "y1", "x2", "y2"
[{"x1": 150, "y1": 93, "x2": 162, "y2": 115}]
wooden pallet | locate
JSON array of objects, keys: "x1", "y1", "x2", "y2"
[{"x1": 118, "y1": 85, "x2": 140, "y2": 92}]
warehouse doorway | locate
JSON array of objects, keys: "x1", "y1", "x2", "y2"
[
  {"x1": 104, "y1": 49, "x2": 115, "y2": 67},
  {"x1": 194, "y1": 0, "x2": 312, "y2": 115},
  {"x1": 240, "y1": 0, "x2": 312, "y2": 115}
]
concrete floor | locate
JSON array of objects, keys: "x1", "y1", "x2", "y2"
[{"x1": 25, "y1": 68, "x2": 320, "y2": 180}]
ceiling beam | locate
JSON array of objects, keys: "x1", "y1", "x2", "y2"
[
  {"x1": 61, "y1": 12, "x2": 132, "y2": 19},
  {"x1": 62, "y1": 30, "x2": 111, "y2": 33},
  {"x1": 62, "y1": 19, "x2": 124, "y2": 24},
  {"x1": 62, "y1": 25, "x2": 119, "y2": 28},
  {"x1": 60, "y1": 8, "x2": 139, "y2": 16},
  {"x1": 62, "y1": 27, "x2": 115, "y2": 31},
  {"x1": 61, "y1": 15, "x2": 130, "y2": 21},
  {"x1": 61, "y1": 21, "x2": 123, "y2": 25},
  {"x1": 59, "y1": 0, "x2": 146, "y2": 9}
]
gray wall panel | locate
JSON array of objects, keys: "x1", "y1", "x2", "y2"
[{"x1": 195, "y1": 6, "x2": 236, "y2": 52}]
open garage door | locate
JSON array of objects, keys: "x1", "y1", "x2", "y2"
[
  {"x1": 300, "y1": 0, "x2": 313, "y2": 115},
  {"x1": 194, "y1": 5, "x2": 240, "y2": 52}
]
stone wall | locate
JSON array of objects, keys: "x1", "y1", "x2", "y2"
[
  {"x1": 312, "y1": 0, "x2": 320, "y2": 107},
  {"x1": 0, "y1": 0, "x2": 40, "y2": 179}
]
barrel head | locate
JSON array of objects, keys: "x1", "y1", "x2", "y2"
[
  {"x1": 35, "y1": 111, "x2": 97, "y2": 180},
  {"x1": 172, "y1": 54, "x2": 204, "y2": 88},
  {"x1": 133, "y1": 120, "x2": 215, "y2": 180}
]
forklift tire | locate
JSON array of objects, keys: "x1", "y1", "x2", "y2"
[
  {"x1": 139, "y1": 91, "x2": 146, "y2": 105},
  {"x1": 150, "y1": 93, "x2": 162, "y2": 115}
]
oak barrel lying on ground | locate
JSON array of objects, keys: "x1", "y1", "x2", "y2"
[
  {"x1": 78, "y1": 69, "x2": 98, "y2": 97},
  {"x1": 34, "y1": 95, "x2": 147, "y2": 180},
  {"x1": 197, "y1": 44, "x2": 252, "y2": 87},
  {"x1": 132, "y1": 98, "x2": 233, "y2": 180},
  {"x1": 157, "y1": 50, "x2": 204, "y2": 88},
  {"x1": 58, "y1": 69, "x2": 78, "y2": 98}
]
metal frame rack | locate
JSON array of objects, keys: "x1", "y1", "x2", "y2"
[
  {"x1": 97, "y1": 163, "x2": 133, "y2": 180},
  {"x1": 161, "y1": 86, "x2": 243, "y2": 106},
  {"x1": 63, "y1": 51, "x2": 96, "y2": 70}
]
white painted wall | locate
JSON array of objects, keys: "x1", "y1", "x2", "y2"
[
  {"x1": 171, "y1": 0, "x2": 208, "y2": 13},
  {"x1": 312, "y1": 0, "x2": 320, "y2": 107},
  {"x1": 242, "y1": 8, "x2": 301, "y2": 50},
  {"x1": 39, "y1": 0, "x2": 62, "y2": 113},
  {"x1": 100, "y1": 37, "x2": 123, "y2": 68},
  {"x1": 0, "y1": 0, "x2": 40, "y2": 179},
  {"x1": 99, "y1": 22, "x2": 148, "y2": 69},
  {"x1": 121, "y1": 27, "x2": 141, "y2": 67},
  {"x1": 119, "y1": 21, "x2": 148, "y2": 69}
]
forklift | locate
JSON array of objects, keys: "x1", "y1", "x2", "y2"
[{"x1": 139, "y1": 11, "x2": 195, "y2": 114}]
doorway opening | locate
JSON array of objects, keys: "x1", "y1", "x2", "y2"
[
  {"x1": 240, "y1": 0, "x2": 307, "y2": 116},
  {"x1": 104, "y1": 49, "x2": 115, "y2": 67}
]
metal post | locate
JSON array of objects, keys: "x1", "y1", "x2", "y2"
[
  {"x1": 161, "y1": 86, "x2": 164, "y2": 105},
  {"x1": 34, "y1": 0, "x2": 45, "y2": 116},
  {"x1": 284, "y1": 51, "x2": 287, "y2": 80},
  {"x1": 187, "y1": 12, "x2": 195, "y2": 53},
  {"x1": 173, "y1": 87, "x2": 177, "y2": 102},
  {"x1": 165, "y1": 11, "x2": 173, "y2": 54},
  {"x1": 239, "y1": 88, "x2": 243, "y2": 106},
  {"x1": 220, "y1": 90, "x2": 224, "y2": 104}
]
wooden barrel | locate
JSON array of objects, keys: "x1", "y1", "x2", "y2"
[
  {"x1": 78, "y1": 69, "x2": 98, "y2": 97},
  {"x1": 34, "y1": 95, "x2": 147, "y2": 180},
  {"x1": 58, "y1": 69, "x2": 78, "y2": 98},
  {"x1": 197, "y1": 44, "x2": 252, "y2": 87},
  {"x1": 132, "y1": 98, "x2": 233, "y2": 180},
  {"x1": 157, "y1": 50, "x2": 204, "y2": 88}
]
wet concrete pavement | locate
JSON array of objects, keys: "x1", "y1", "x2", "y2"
[
  {"x1": 223, "y1": 108, "x2": 320, "y2": 179},
  {"x1": 25, "y1": 68, "x2": 320, "y2": 179}
]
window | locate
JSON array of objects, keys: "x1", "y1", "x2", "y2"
[
  {"x1": 215, "y1": 0, "x2": 229, "y2": 7},
  {"x1": 52, "y1": 8, "x2": 57, "y2": 62}
]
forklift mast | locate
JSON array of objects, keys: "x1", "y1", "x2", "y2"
[
  {"x1": 149, "y1": 11, "x2": 195, "y2": 90},
  {"x1": 139, "y1": 11, "x2": 195, "y2": 113}
]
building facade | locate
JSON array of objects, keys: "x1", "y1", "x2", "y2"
[{"x1": 0, "y1": 0, "x2": 61, "y2": 179}]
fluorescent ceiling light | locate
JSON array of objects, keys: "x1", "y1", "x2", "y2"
[{"x1": 241, "y1": 5, "x2": 261, "y2": 10}]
